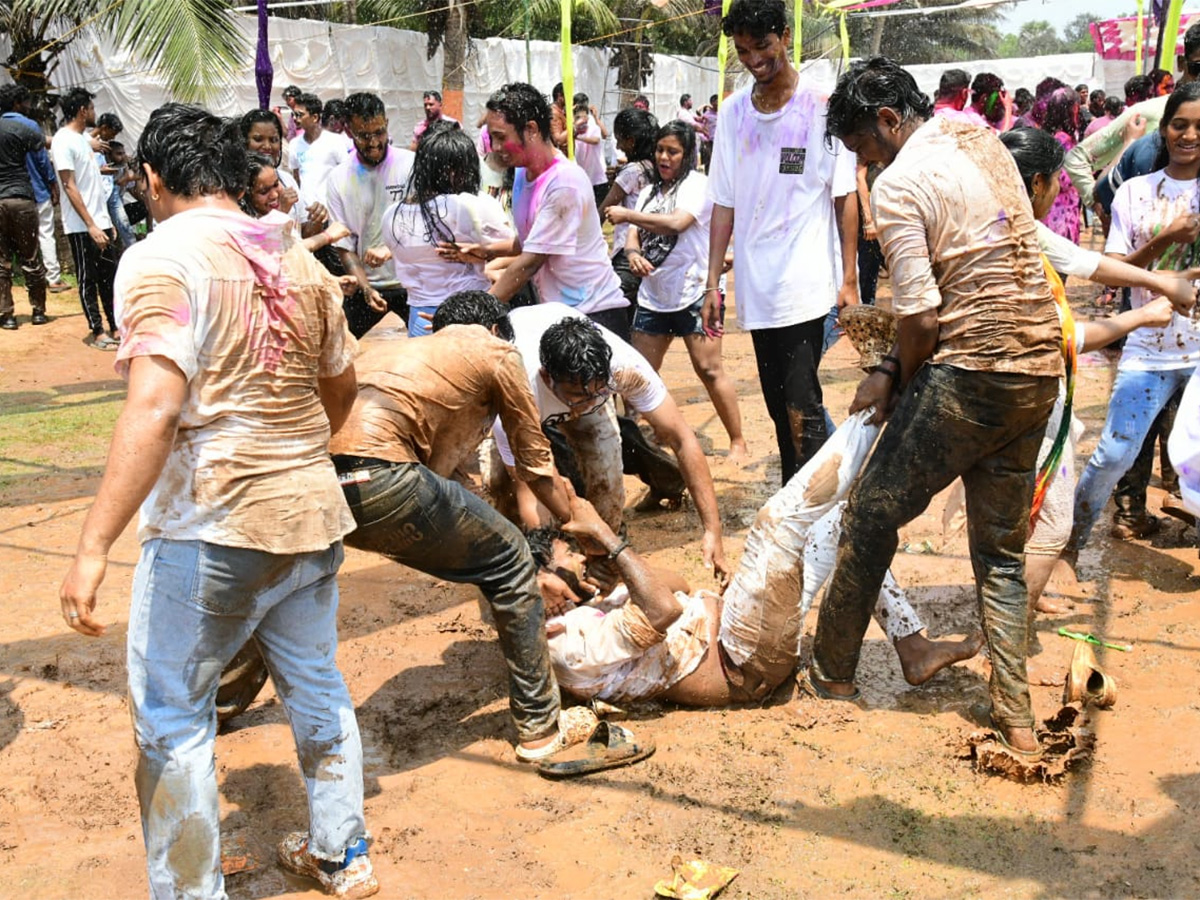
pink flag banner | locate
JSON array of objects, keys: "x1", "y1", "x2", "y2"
[{"x1": 1091, "y1": 11, "x2": 1200, "y2": 61}]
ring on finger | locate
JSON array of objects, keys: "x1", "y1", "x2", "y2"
[{"x1": 67, "y1": 612, "x2": 79, "y2": 619}]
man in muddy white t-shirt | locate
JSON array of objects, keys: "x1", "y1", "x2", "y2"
[{"x1": 448, "y1": 83, "x2": 630, "y2": 340}]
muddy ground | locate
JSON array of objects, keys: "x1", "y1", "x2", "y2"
[{"x1": 3, "y1": 241, "x2": 1200, "y2": 899}]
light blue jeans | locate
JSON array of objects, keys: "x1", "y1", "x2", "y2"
[
  {"x1": 127, "y1": 539, "x2": 366, "y2": 900},
  {"x1": 1069, "y1": 366, "x2": 1196, "y2": 550}
]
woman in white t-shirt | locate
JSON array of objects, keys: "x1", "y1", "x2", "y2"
[
  {"x1": 1055, "y1": 86, "x2": 1200, "y2": 555},
  {"x1": 989, "y1": 128, "x2": 1192, "y2": 623},
  {"x1": 381, "y1": 127, "x2": 514, "y2": 336},
  {"x1": 239, "y1": 153, "x2": 350, "y2": 257},
  {"x1": 239, "y1": 109, "x2": 328, "y2": 239},
  {"x1": 600, "y1": 108, "x2": 658, "y2": 315},
  {"x1": 607, "y1": 121, "x2": 747, "y2": 461}
]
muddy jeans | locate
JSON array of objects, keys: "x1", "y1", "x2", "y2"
[
  {"x1": 0, "y1": 197, "x2": 46, "y2": 318},
  {"x1": 812, "y1": 364, "x2": 1058, "y2": 729},
  {"x1": 128, "y1": 539, "x2": 366, "y2": 900},
  {"x1": 751, "y1": 317, "x2": 829, "y2": 485},
  {"x1": 337, "y1": 458, "x2": 560, "y2": 741}
]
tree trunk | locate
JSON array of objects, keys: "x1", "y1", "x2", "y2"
[
  {"x1": 442, "y1": 0, "x2": 468, "y2": 122},
  {"x1": 870, "y1": 16, "x2": 885, "y2": 55}
]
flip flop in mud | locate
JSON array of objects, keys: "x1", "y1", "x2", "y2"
[
  {"x1": 536, "y1": 721, "x2": 656, "y2": 779},
  {"x1": 798, "y1": 667, "x2": 862, "y2": 703},
  {"x1": 989, "y1": 716, "x2": 1045, "y2": 763}
]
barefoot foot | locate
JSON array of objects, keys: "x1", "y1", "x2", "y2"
[
  {"x1": 895, "y1": 631, "x2": 986, "y2": 686},
  {"x1": 727, "y1": 440, "x2": 750, "y2": 467}
]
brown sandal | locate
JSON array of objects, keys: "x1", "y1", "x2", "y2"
[{"x1": 1063, "y1": 642, "x2": 1117, "y2": 709}]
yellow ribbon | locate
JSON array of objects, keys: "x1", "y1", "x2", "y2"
[
  {"x1": 794, "y1": 0, "x2": 804, "y2": 65},
  {"x1": 1136, "y1": 0, "x2": 1144, "y2": 71},
  {"x1": 1158, "y1": 0, "x2": 1185, "y2": 73},
  {"x1": 716, "y1": 0, "x2": 735, "y2": 106},
  {"x1": 562, "y1": 0, "x2": 574, "y2": 159}
]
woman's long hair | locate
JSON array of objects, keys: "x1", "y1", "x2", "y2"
[
  {"x1": 397, "y1": 125, "x2": 481, "y2": 246},
  {"x1": 238, "y1": 152, "x2": 276, "y2": 218}
]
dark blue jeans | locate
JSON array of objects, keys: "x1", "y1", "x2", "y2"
[
  {"x1": 813, "y1": 364, "x2": 1058, "y2": 729},
  {"x1": 339, "y1": 460, "x2": 560, "y2": 741}
]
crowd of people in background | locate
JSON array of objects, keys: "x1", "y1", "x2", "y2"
[{"x1": 24, "y1": 1, "x2": 1200, "y2": 895}]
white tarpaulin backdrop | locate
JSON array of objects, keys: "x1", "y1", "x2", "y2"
[{"x1": 0, "y1": 16, "x2": 1112, "y2": 145}]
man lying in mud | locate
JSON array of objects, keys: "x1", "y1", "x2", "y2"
[{"x1": 532, "y1": 413, "x2": 982, "y2": 705}]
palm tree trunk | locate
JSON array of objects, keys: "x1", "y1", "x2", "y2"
[{"x1": 442, "y1": 0, "x2": 468, "y2": 122}]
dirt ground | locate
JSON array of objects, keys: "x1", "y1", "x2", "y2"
[{"x1": 3, "y1": 240, "x2": 1200, "y2": 900}]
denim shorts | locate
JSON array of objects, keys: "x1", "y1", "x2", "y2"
[{"x1": 632, "y1": 294, "x2": 724, "y2": 338}]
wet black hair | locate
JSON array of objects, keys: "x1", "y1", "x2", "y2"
[
  {"x1": 239, "y1": 151, "x2": 277, "y2": 217},
  {"x1": 999, "y1": 127, "x2": 1064, "y2": 195},
  {"x1": 525, "y1": 526, "x2": 562, "y2": 568},
  {"x1": 486, "y1": 82, "x2": 551, "y2": 141},
  {"x1": 1153, "y1": 81, "x2": 1200, "y2": 171},
  {"x1": 1104, "y1": 95, "x2": 1124, "y2": 117},
  {"x1": 1186, "y1": 22, "x2": 1200, "y2": 58},
  {"x1": 96, "y1": 112, "x2": 123, "y2": 134},
  {"x1": 431, "y1": 290, "x2": 515, "y2": 342},
  {"x1": 240, "y1": 108, "x2": 282, "y2": 141},
  {"x1": 1125, "y1": 74, "x2": 1153, "y2": 104},
  {"x1": 539, "y1": 317, "x2": 612, "y2": 386},
  {"x1": 1089, "y1": 89, "x2": 1106, "y2": 104},
  {"x1": 1014, "y1": 87, "x2": 1034, "y2": 113},
  {"x1": 396, "y1": 125, "x2": 480, "y2": 246},
  {"x1": 680, "y1": 93, "x2": 691, "y2": 105},
  {"x1": 1034, "y1": 77, "x2": 1067, "y2": 100},
  {"x1": 613, "y1": 108, "x2": 659, "y2": 162},
  {"x1": 826, "y1": 56, "x2": 933, "y2": 145},
  {"x1": 283, "y1": 85, "x2": 302, "y2": 100},
  {"x1": 344, "y1": 92, "x2": 386, "y2": 123},
  {"x1": 1040, "y1": 87, "x2": 1079, "y2": 137},
  {"x1": 59, "y1": 88, "x2": 94, "y2": 121},
  {"x1": 970, "y1": 72, "x2": 1005, "y2": 122},
  {"x1": 294, "y1": 92, "x2": 322, "y2": 119},
  {"x1": 647, "y1": 120, "x2": 696, "y2": 198},
  {"x1": 722, "y1": 0, "x2": 787, "y2": 39},
  {"x1": 135, "y1": 103, "x2": 246, "y2": 200},
  {"x1": 0, "y1": 84, "x2": 28, "y2": 113},
  {"x1": 321, "y1": 98, "x2": 346, "y2": 128},
  {"x1": 936, "y1": 68, "x2": 970, "y2": 100},
  {"x1": 573, "y1": 92, "x2": 589, "y2": 107},
  {"x1": 423, "y1": 89, "x2": 443, "y2": 102}
]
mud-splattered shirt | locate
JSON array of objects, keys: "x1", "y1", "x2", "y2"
[
  {"x1": 1106, "y1": 170, "x2": 1200, "y2": 370},
  {"x1": 329, "y1": 324, "x2": 555, "y2": 481},
  {"x1": 114, "y1": 208, "x2": 358, "y2": 554},
  {"x1": 491, "y1": 303, "x2": 668, "y2": 467},
  {"x1": 872, "y1": 117, "x2": 1063, "y2": 377}
]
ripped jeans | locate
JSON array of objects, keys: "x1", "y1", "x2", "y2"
[
  {"x1": 812, "y1": 364, "x2": 1058, "y2": 729},
  {"x1": 127, "y1": 539, "x2": 365, "y2": 900},
  {"x1": 338, "y1": 459, "x2": 560, "y2": 741}
]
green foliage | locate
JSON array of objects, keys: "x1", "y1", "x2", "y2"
[
  {"x1": 4, "y1": 0, "x2": 248, "y2": 103},
  {"x1": 844, "y1": 0, "x2": 1008, "y2": 65}
]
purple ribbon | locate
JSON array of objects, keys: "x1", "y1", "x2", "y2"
[{"x1": 255, "y1": 0, "x2": 273, "y2": 110}]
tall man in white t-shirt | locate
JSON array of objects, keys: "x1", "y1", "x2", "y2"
[
  {"x1": 325, "y1": 92, "x2": 415, "y2": 338},
  {"x1": 289, "y1": 93, "x2": 350, "y2": 210},
  {"x1": 52, "y1": 88, "x2": 119, "y2": 350},
  {"x1": 450, "y1": 82, "x2": 630, "y2": 340},
  {"x1": 705, "y1": 0, "x2": 859, "y2": 484}
]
